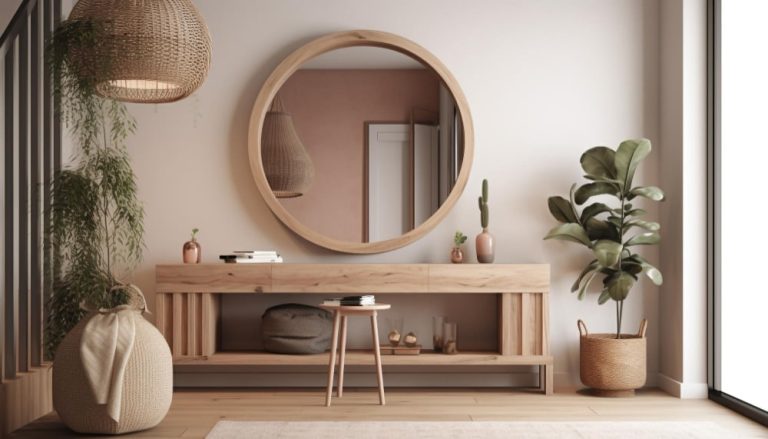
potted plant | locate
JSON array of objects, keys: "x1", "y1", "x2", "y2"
[
  {"x1": 45, "y1": 19, "x2": 172, "y2": 433},
  {"x1": 452, "y1": 231, "x2": 467, "y2": 263},
  {"x1": 544, "y1": 138, "x2": 664, "y2": 396}
]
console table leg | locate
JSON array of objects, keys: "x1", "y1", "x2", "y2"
[
  {"x1": 338, "y1": 315, "x2": 348, "y2": 398},
  {"x1": 542, "y1": 363, "x2": 554, "y2": 395},
  {"x1": 325, "y1": 311, "x2": 341, "y2": 407},
  {"x1": 370, "y1": 311, "x2": 385, "y2": 405}
]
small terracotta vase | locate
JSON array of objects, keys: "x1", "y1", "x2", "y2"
[
  {"x1": 451, "y1": 247, "x2": 464, "y2": 264},
  {"x1": 183, "y1": 239, "x2": 201, "y2": 264},
  {"x1": 476, "y1": 228, "x2": 494, "y2": 263}
]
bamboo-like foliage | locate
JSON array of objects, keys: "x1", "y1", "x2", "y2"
[
  {"x1": 543, "y1": 139, "x2": 664, "y2": 338},
  {"x1": 44, "y1": 20, "x2": 144, "y2": 357}
]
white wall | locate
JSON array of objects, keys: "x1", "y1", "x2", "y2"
[{"x1": 57, "y1": 0, "x2": 664, "y2": 388}]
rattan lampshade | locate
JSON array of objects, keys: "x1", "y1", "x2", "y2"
[
  {"x1": 261, "y1": 95, "x2": 315, "y2": 198},
  {"x1": 68, "y1": 0, "x2": 212, "y2": 103}
]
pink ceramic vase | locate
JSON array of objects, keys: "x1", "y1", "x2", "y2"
[
  {"x1": 476, "y1": 228, "x2": 494, "y2": 263},
  {"x1": 451, "y1": 247, "x2": 464, "y2": 264},
  {"x1": 182, "y1": 239, "x2": 201, "y2": 264}
]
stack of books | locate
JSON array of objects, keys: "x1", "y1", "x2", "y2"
[
  {"x1": 323, "y1": 295, "x2": 376, "y2": 306},
  {"x1": 219, "y1": 250, "x2": 283, "y2": 264}
]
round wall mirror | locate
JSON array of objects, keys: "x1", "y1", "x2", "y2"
[{"x1": 248, "y1": 30, "x2": 474, "y2": 253}]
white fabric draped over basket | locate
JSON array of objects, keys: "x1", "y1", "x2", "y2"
[
  {"x1": 80, "y1": 308, "x2": 137, "y2": 422},
  {"x1": 53, "y1": 285, "x2": 173, "y2": 434}
]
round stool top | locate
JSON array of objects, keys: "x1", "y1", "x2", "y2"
[{"x1": 319, "y1": 304, "x2": 391, "y2": 311}]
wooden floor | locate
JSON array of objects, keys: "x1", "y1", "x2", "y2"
[{"x1": 9, "y1": 388, "x2": 767, "y2": 438}]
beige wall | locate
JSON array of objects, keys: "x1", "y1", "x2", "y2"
[
  {"x1": 68, "y1": 0, "x2": 663, "y2": 387},
  {"x1": 278, "y1": 69, "x2": 440, "y2": 242}
]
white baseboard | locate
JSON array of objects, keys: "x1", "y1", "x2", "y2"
[{"x1": 657, "y1": 373, "x2": 708, "y2": 399}]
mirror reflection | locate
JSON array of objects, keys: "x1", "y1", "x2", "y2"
[{"x1": 262, "y1": 46, "x2": 464, "y2": 243}]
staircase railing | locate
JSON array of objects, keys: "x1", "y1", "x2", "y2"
[{"x1": 1, "y1": 0, "x2": 62, "y2": 435}]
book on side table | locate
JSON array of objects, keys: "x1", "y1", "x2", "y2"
[{"x1": 322, "y1": 295, "x2": 375, "y2": 306}]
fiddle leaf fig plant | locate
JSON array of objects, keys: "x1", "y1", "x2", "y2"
[{"x1": 544, "y1": 138, "x2": 664, "y2": 338}]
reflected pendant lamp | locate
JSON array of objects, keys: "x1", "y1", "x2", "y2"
[
  {"x1": 261, "y1": 95, "x2": 315, "y2": 198},
  {"x1": 68, "y1": 0, "x2": 212, "y2": 103}
]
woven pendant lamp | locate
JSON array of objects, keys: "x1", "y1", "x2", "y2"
[
  {"x1": 261, "y1": 95, "x2": 315, "y2": 198},
  {"x1": 68, "y1": 0, "x2": 212, "y2": 103}
]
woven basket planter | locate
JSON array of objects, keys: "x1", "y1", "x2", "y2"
[
  {"x1": 578, "y1": 319, "x2": 647, "y2": 397},
  {"x1": 53, "y1": 289, "x2": 173, "y2": 434}
]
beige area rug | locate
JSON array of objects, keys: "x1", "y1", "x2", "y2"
[{"x1": 205, "y1": 421, "x2": 728, "y2": 438}]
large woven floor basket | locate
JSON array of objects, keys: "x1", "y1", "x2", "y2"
[
  {"x1": 578, "y1": 319, "x2": 647, "y2": 397},
  {"x1": 53, "y1": 302, "x2": 172, "y2": 434}
]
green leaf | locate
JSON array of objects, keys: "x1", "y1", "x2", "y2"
[
  {"x1": 580, "y1": 146, "x2": 617, "y2": 180},
  {"x1": 625, "y1": 220, "x2": 660, "y2": 232},
  {"x1": 571, "y1": 260, "x2": 599, "y2": 292},
  {"x1": 578, "y1": 270, "x2": 599, "y2": 300},
  {"x1": 585, "y1": 218, "x2": 620, "y2": 241},
  {"x1": 580, "y1": 202, "x2": 612, "y2": 223},
  {"x1": 574, "y1": 182, "x2": 618, "y2": 205},
  {"x1": 630, "y1": 186, "x2": 665, "y2": 201},
  {"x1": 614, "y1": 138, "x2": 651, "y2": 191},
  {"x1": 627, "y1": 254, "x2": 663, "y2": 285},
  {"x1": 625, "y1": 208, "x2": 647, "y2": 217},
  {"x1": 543, "y1": 223, "x2": 592, "y2": 247},
  {"x1": 593, "y1": 240, "x2": 623, "y2": 267},
  {"x1": 626, "y1": 232, "x2": 661, "y2": 246},
  {"x1": 598, "y1": 288, "x2": 611, "y2": 305},
  {"x1": 547, "y1": 196, "x2": 578, "y2": 223},
  {"x1": 605, "y1": 271, "x2": 636, "y2": 301}
]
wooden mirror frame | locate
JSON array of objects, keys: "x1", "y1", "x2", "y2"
[{"x1": 247, "y1": 30, "x2": 474, "y2": 254}]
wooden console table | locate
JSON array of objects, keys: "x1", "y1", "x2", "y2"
[{"x1": 154, "y1": 263, "x2": 553, "y2": 394}]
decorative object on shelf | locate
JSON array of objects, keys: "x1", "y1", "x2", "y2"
[
  {"x1": 45, "y1": 21, "x2": 145, "y2": 359},
  {"x1": 432, "y1": 316, "x2": 445, "y2": 352},
  {"x1": 261, "y1": 94, "x2": 315, "y2": 198},
  {"x1": 52, "y1": 285, "x2": 172, "y2": 434},
  {"x1": 544, "y1": 138, "x2": 664, "y2": 397},
  {"x1": 443, "y1": 322, "x2": 458, "y2": 354},
  {"x1": 476, "y1": 179, "x2": 494, "y2": 263},
  {"x1": 404, "y1": 332, "x2": 418, "y2": 348},
  {"x1": 220, "y1": 250, "x2": 283, "y2": 263},
  {"x1": 380, "y1": 344, "x2": 421, "y2": 355},
  {"x1": 66, "y1": 0, "x2": 212, "y2": 103},
  {"x1": 261, "y1": 304, "x2": 333, "y2": 355},
  {"x1": 183, "y1": 228, "x2": 201, "y2": 263},
  {"x1": 387, "y1": 317, "x2": 404, "y2": 346},
  {"x1": 451, "y1": 231, "x2": 467, "y2": 263}
]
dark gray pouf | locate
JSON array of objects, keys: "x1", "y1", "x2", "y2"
[{"x1": 261, "y1": 304, "x2": 333, "y2": 354}]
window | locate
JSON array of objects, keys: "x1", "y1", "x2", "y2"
[{"x1": 710, "y1": 0, "x2": 768, "y2": 424}]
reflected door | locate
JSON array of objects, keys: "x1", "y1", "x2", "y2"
[{"x1": 366, "y1": 123, "x2": 438, "y2": 242}]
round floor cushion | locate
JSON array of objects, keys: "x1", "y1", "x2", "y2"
[{"x1": 262, "y1": 304, "x2": 333, "y2": 354}]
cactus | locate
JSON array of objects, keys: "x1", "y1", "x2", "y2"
[
  {"x1": 478, "y1": 179, "x2": 489, "y2": 229},
  {"x1": 191, "y1": 228, "x2": 199, "y2": 241}
]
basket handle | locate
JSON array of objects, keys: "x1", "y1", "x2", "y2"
[
  {"x1": 577, "y1": 319, "x2": 588, "y2": 336},
  {"x1": 637, "y1": 319, "x2": 648, "y2": 338}
]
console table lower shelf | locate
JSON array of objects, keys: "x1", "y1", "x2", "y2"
[{"x1": 154, "y1": 263, "x2": 553, "y2": 394}]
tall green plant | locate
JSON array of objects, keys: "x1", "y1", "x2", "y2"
[
  {"x1": 45, "y1": 20, "x2": 144, "y2": 357},
  {"x1": 543, "y1": 139, "x2": 664, "y2": 338}
]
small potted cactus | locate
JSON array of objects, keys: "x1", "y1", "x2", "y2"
[
  {"x1": 183, "y1": 228, "x2": 201, "y2": 264},
  {"x1": 452, "y1": 231, "x2": 467, "y2": 263},
  {"x1": 476, "y1": 179, "x2": 494, "y2": 263}
]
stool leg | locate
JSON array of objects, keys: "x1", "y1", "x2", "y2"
[
  {"x1": 326, "y1": 311, "x2": 341, "y2": 407},
  {"x1": 370, "y1": 311, "x2": 385, "y2": 405},
  {"x1": 338, "y1": 315, "x2": 348, "y2": 397}
]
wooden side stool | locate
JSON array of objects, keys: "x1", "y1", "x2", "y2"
[{"x1": 320, "y1": 304, "x2": 391, "y2": 407}]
